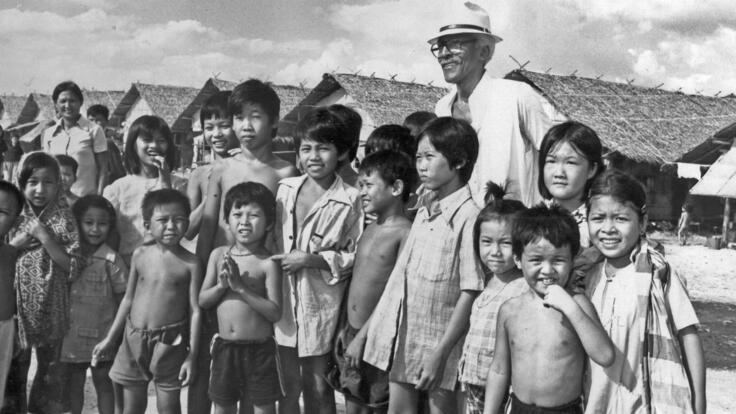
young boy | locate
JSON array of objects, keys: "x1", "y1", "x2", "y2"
[
  {"x1": 93, "y1": 189, "x2": 202, "y2": 414},
  {"x1": 0, "y1": 181, "x2": 24, "y2": 409},
  {"x1": 87, "y1": 104, "x2": 127, "y2": 184},
  {"x1": 197, "y1": 79, "x2": 298, "y2": 264},
  {"x1": 186, "y1": 91, "x2": 239, "y2": 241},
  {"x1": 56, "y1": 154, "x2": 79, "y2": 206},
  {"x1": 199, "y1": 182, "x2": 283, "y2": 414},
  {"x1": 677, "y1": 204, "x2": 693, "y2": 246},
  {"x1": 363, "y1": 117, "x2": 484, "y2": 414},
  {"x1": 483, "y1": 204, "x2": 614, "y2": 414},
  {"x1": 271, "y1": 107, "x2": 363, "y2": 414},
  {"x1": 330, "y1": 150, "x2": 414, "y2": 414}
]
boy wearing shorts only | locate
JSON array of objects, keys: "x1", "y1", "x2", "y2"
[
  {"x1": 199, "y1": 182, "x2": 283, "y2": 414},
  {"x1": 483, "y1": 205, "x2": 614, "y2": 414},
  {"x1": 94, "y1": 189, "x2": 203, "y2": 414},
  {"x1": 330, "y1": 150, "x2": 414, "y2": 414}
]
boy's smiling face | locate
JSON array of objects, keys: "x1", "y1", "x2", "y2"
[
  {"x1": 145, "y1": 202, "x2": 189, "y2": 247},
  {"x1": 233, "y1": 102, "x2": 274, "y2": 151},
  {"x1": 515, "y1": 237, "x2": 573, "y2": 296},
  {"x1": 299, "y1": 138, "x2": 340, "y2": 182},
  {"x1": 358, "y1": 170, "x2": 398, "y2": 215},
  {"x1": 202, "y1": 115, "x2": 236, "y2": 157}
]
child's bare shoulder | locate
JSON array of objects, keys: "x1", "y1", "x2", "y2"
[{"x1": 271, "y1": 157, "x2": 298, "y2": 178}]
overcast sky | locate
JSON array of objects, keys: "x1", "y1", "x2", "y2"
[{"x1": 0, "y1": 0, "x2": 734, "y2": 96}]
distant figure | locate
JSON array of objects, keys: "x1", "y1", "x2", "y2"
[
  {"x1": 87, "y1": 104, "x2": 127, "y2": 184},
  {"x1": 55, "y1": 154, "x2": 80, "y2": 207},
  {"x1": 2, "y1": 134, "x2": 23, "y2": 183},
  {"x1": 677, "y1": 204, "x2": 693, "y2": 246}
]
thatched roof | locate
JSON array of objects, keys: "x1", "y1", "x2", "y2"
[
  {"x1": 280, "y1": 73, "x2": 448, "y2": 137},
  {"x1": 111, "y1": 82, "x2": 199, "y2": 131},
  {"x1": 505, "y1": 69, "x2": 736, "y2": 165},
  {"x1": 680, "y1": 121, "x2": 736, "y2": 164},
  {"x1": 16, "y1": 93, "x2": 55, "y2": 125},
  {"x1": 0, "y1": 94, "x2": 29, "y2": 128},
  {"x1": 83, "y1": 90, "x2": 125, "y2": 112},
  {"x1": 174, "y1": 78, "x2": 310, "y2": 134},
  {"x1": 690, "y1": 144, "x2": 736, "y2": 198}
]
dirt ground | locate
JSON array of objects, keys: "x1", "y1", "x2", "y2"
[{"x1": 62, "y1": 234, "x2": 735, "y2": 413}]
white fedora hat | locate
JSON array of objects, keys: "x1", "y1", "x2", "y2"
[{"x1": 428, "y1": 1, "x2": 503, "y2": 44}]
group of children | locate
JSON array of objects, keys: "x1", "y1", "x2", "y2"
[{"x1": 0, "y1": 78, "x2": 705, "y2": 414}]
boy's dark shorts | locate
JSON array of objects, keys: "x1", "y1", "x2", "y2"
[
  {"x1": 509, "y1": 393, "x2": 583, "y2": 414},
  {"x1": 208, "y1": 335, "x2": 283, "y2": 406},
  {"x1": 327, "y1": 323, "x2": 389, "y2": 408},
  {"x1": 109, "y1": 318, "x2": 188, "y2": 391}
]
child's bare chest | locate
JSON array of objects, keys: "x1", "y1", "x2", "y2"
[
  {"x1": 508, "y1": 307, "x2": 579, "y2": 356},
  {"x1": 294, "y1": 192, "x2": 321, "y2": 230},
  {"x1": 222, "y1": 164, "x2": 279, "y2": 194},
  {"x1": 230, "y1": 257, "x2": 268, "y2": 296}
]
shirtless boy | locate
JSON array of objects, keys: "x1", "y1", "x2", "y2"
[
  {"x1": 197, "y1": 79, "x2": 298, "y2": 262},
  {"x1": 199, "y1": 182, "x2": 283, "y2": 414},
  {"x1": 335, "y1": 150, "x2": 414, "y2": 414},
  {"x1": 0, "y1": 181, "x2": 23, "y2": 408},
  {"x1": 94, "y1": 189, "x2": 202, "y2": 414},
  {"x1": 186, "y1": 91, "x2": 238, "y2": 241},
  {"x1": 483, "y1": 204, "x2": 614, "y2": 414}
]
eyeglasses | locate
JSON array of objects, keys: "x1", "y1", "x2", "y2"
[{"x1": 430, "y1": 38, "x2": 477, "y2": 57}]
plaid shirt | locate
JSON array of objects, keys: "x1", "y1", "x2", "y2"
[
  {"x1": 459, "y1": 277, "x2": 527, "y2": 386},
  {"x1": 363, "y1": 185, "x2": 484, "y2": 390},
  {"x1": 273, "y1": 175, "x2": 362, "y2": 356}
]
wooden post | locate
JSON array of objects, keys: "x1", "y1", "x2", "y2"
[{"x1": 723, "y1": 198, "x2": 731, "y2": 245}]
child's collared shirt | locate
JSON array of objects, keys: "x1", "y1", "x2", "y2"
[
  {"x1": 61, "y1": 243, "x2": 128, "y2": 363},
  {"x1": 42, "y1": 117, "x2": 108, "y2": 197},
  {"x1": 274, "y1": 174, "x2": 362, "y2": 357},
  {"x1": 459, "y1": 277, "x2": 527, "y2": 386},
  {"x1": 363, "y1": 184, "x2": 484, "y2": 390}
]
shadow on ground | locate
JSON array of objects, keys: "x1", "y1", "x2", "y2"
[{"x1": 694, "y1": 301, "x2": 736, "y2": 370}]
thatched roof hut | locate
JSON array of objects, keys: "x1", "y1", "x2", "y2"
[
  {"x1": 110, "y1": 82, "x2": 200, "y2": 133},
  {"x1": 505, "y1": 69, "x2": 736, "y2": 165},
  {"x1": 281, "y1": 73, "x2": 448, "y2": 139},
  {"x1": 16, "y1": 93, "x2": 55, "y2": 126},
  {"x1": 82, "y1": 90, "x2": 125, "y2": 120},
  {"x1": 0, "y1": 94, "x2": 29, "y2": 129}
]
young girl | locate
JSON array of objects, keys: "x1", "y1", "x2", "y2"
[
  {"x1": 363, "y1": 117, "x2": 485, "y2": 414},
  {"x1": 458, "y1": 183, "x2": 527, "y2": 414},
  {"x1": 103, "y1": 115, "x2": 187, "y2": 265},
  {"x1": 584, "y1": 169, "x2": 705, "y2": 414},
  {"x1": 60, "y1": 195, "x2": 127, "y2": 414},
  {"x1": 538, "y1": 121, "x2": 603, "y2": 248},
  {"x1": 7, "y1": 151, "x2": 81, "y2": 413}
]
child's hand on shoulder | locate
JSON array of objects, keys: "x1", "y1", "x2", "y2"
[
  {"x1": 9, "y1": 230, "x2": 40, "y2": 250},
  {"x1": 543, "y1": 285, "x2": 576, "y2": 314},
  {"x1": 25, "y1": 217, "x2": 51, "y2": 243}
]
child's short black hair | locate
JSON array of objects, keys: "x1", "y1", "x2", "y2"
[
  {"x1": 403, "y1": 111, "x2": 437, "y2": 138},
  {"x1": 124, "y1": 115, "x2": 176, "y2": 175},
  {"x1": 586, "y1": 169, "x2": 648, "y2": 220},
  {"x1": 473, "y1": 182, "x2": 527, "y2": 273},
  {"x1": 359, "y1": 150, "x2": 416, "y2": 202},
  {"x1": 365, "y1": 124, "x2": 415, "y2": 158},
  {"x1": 294, "y1": 107, "x2": 353, "y2": 158},
  {"x1": 72, "y1": 194, "x2": 117, "y2": 231},
  {"x1": 0, "y1": 180, "x2": 25, "y2": 217},
  {"x1": 141, "y1": 189, "x2": 191, "y2": 222},
  {"x1": 87, "y1": 104, "x2": 109, "y2": 120},
  {"x1": 512, "y1": 203, "x2": 580, "y2": 259},
  {"x1": 418, "y1": 117, "x2": 478, "y2": 184},
  {"x1": 18, "y1": 152, "x2": 61, "y2": 189},
  {"x1": 200, "y1": 91, "x2": 231, "y2": 127},
  {"x1": 327, "y1": 104, "x2": 362, "y2": 162},
  {"x1": 228, "y1": 79, "x2": 280, "y2": 126},
  {"x1": 55, "y1": 154, "x2": 78, "y2": 176},
  {"x1": 52, "y1": 80, "x2": 83, "y2": 103},
  {"x1": 223, "y1": 182, "x2": 276, "y2": 226}
]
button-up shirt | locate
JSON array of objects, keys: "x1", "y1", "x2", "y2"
[
  {"x1": 436, "y1": 72, "x2": 566, "y2": 206},
  {"x1": 274, "y1": 174, "x2": 362, "y2": 356},
  {"x1": 363, "y1": 185, "x2": 484, "y2": 390},
  {"x1": 42, "y1": 116, "x2": 108, "y2": 196}
]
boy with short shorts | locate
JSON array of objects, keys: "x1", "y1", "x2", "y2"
[
  {"x1": 330, "y1": 150, "x2": 414, "y2": 414},
  {"x1": 483, "y1": 204, "x2": 614, "y2": 414},
  {"x1": 94, "y1": 189, "x2": 203, "y2": 414},
  {"x1": 199, "y1": 182, "x2": 283, "y2": 414}
]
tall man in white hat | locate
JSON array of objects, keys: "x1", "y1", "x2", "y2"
[{"x1": 431, "y1": 1, "x2": 566, "y2": 206}]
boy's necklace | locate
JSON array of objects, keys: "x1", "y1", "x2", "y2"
[{"x1": 229, "y1": 246, "x2": 254, "y2": 257}]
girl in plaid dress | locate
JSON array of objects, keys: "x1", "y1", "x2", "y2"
[{"x1": 458, "y1": 183, "x2": 527, "y2": 414}]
